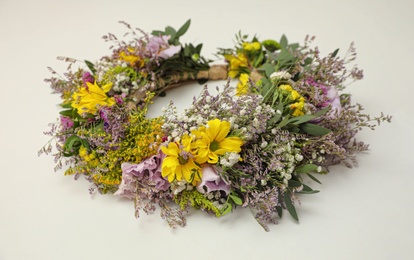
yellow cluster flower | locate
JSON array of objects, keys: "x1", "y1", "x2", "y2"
[
  {"x1": 224, "y1": 53, "x2": 248, "y2": 78},
  {"x1": 78, "y1": 146, "x2": 99, "y2": 167},
  {"x1": 161, "y1": 119, "x2": 244, "y2": 185},
  {"x1": 71, "y1": 81, "x2": 115, "y2": 116},
  {"x1": 119, "y1": 47, "x2": 144, "y2": 68},
  {"x1": 278, "y1": 84, "x2": 306, "y2": 117},
  {"x1": 236, "y1": 73, "x2": 249, "y2": 96},
  {"x1": 242, "y1": 42, "x2": 261, "y2": 52}
]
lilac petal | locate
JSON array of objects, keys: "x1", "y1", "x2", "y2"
[
  {"x1": 197, "y1": 165, "x2": 230, "y2": 195},
  {"x1": 159, "y1": 45, "x2": 181, "y2": 59}
]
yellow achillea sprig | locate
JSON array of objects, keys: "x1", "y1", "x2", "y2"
[{"x1": 278, "y1": 84, "x2": 306, "y2": 117}]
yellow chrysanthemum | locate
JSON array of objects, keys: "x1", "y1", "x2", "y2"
[
  {"x1": 119, "y1": 47, "x2": 144, "y2": 68},
  {"x1": 236, "y1": 73, "x2": 250, "y2": 96},
  {"x1": 71, "y1": 81, "x2": 115, "y2": 115},
  {"x1": 224, "y1": 53, "x2": 248, "y2": 78},
  {"x1": 242, "y1": 42, "x2": 261, "y2": 52},
  {"x1": 192, "y1": 119, "x2": 243, "y2": 164},
  {"x1": 279, "y1": 84, "x2": 293, "y2": 92},
  {"x1": 161, "y1": 135, "x2": 201, "y2": 185}
]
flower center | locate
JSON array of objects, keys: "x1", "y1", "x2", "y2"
[
  {"x1": 209, "y1": 140, "x2": 220, "y2": 152},
  {"x1": 178, "y1": 155, "x2": 189, "y2": 165}
]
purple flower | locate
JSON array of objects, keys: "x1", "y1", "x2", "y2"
[
  {"x1": 146, "y1": 35, "x2": 181, "y2": 59},
  {"x1": 305, "y1": 77, "x2": 341, "y2": 114},
  {"x1": 159, "y1": 45, "x2": 181, "y2": 59},
  {"x1": 60, "y1": 116, "x2": 74, "y2": 130},
  {"x1": 114, "y1": 152, "x2": 170, "y2": 199},
  {"x1": 82, "y1": 72, "x2": 94, "y2": 87},
  {"x1": 196, "y1": 165, "x2": 231, "y2": 195}
]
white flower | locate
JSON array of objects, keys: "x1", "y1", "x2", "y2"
[
  {"x1": 270, "y1": 71, "x2": 291, "y2": 80},
  {"x1": 295, "y1": 154, "x2": 304, "y2": 161}
]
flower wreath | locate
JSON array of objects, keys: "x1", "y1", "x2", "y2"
[{"x1": 40, "y1": 20, "x2": 391, "y2": 231}]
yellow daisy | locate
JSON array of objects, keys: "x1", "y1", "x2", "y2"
[
  {"x1": 192, "y1": 119, "x2": 243, "y2": 164},
  {"x1": 161, "y1": 135, "x2": 201, "y2": 185}
]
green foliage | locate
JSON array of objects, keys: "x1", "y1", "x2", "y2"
[{"x1": 152, "y1": 19, "x2": 191, "y2": 45}]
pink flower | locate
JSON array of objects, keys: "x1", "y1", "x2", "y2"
[
  {"x1": 196, "y1": 165, "x2": 231, "y2": 195},
  {"x1": 82, "y1": 72, "x2": 94, "y2": 88},
  {"x1": 60, "y1": 116, "x2": 74, "y2": 130},
  {"x1": 146, "y1": 35, "x2": 181, "y2": 59}
]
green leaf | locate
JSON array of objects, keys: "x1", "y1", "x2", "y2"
[
  {"x1": 284, "y1": 192, "x2": 299, "y2": 221},
  {"x1": 59, "y1": 109, "x2": 75, "y2": 118},
  {"x1": 307, "y1": 173, "x2": 322, "y2": 184},
  {"x1": 296, "y1": 164, "x2": 318, "y2": 173},
  {"x1": 277, "y1": 114, "x2": 291, "y2": 128},
  {"x1": 229, "y1": 195, "x2": 243, "y2": 206},
  {"x1": 151, "y1": 30, "x2": 164, "y2": 36},
  {"x1": 85, "y1": 60, "x2": 96, "y2": 74},
  {"x1": 221, "y1": 203, "x2": 232, "y2": 215},
  {"x1": 176, "y1": 19, "x2": 191, "y2": 38},
  {"x1": 297, "y1": 190, "x2": 320, "y2": 194},
  {"x1": 269, "y1": 102, "x2": 284, "y2": 125},
  {"x1": 297, "y1": 184, "x2": 320, "y2": 194},
  {"x1": 288, "y1": 179, "x2": 303, "y2": 188},
  {"x1": 332, "y1": 48, "x2": 339, "y2": 58},
  {"x1": 253, "y1": 51, "x2": 264, "y2": 68},
  {"x1": 61, "y1": 103, "x2": 73, "y2": 109},
  {"x1": 260, "y1": 63, "x2": 275, "y2": 78},
  {"x1": 165, "y1": 26, "x2": 177, "y2": 43},
  {"x1": 280, "y1": 35, "x2": 288, "y2": 49},
  {"x1": 300, "y1": 123, "x2": 331, "y2": 136},
  {"x1": 287, "y1": 114, "x2": 318, "y2": 125},
  {"x1": 276, "y1": 205, "x2": 283, "y2": 217}
]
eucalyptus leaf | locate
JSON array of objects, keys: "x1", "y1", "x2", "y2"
[
  {"x1": 280, "y1": 35, "x2": 288, "y2": 49},
  {"x1": 221, "y1": 203, "x2": 232, "y2": 215},
  {"x1": 307, "y1": 173, "x2": 322, "y2": 184},
  {"x1": 296, "y1": 164, "x2": 318, "y2": 173},
  {"x1": 284, "y1": 192, "x2": 299, "y2": 221},
  {"x1": 297, "y1": 190, "x2": 320, "y2": 194},
  {"x1": 288, "y1": 179, "x2": 303, "y2": 188},
  {"x1": 229, "y1": 195, "x2": 243, "y2": 205},
  {"x1": 332, "y1": 48, "x2": 339, "y2": 58},
  {"x1": 276, "y1": 205, "x2": 283, "y2": 217},
  {"x1": 59, "y1": 109, "x2": 75, "y2": 118},
  {"x1": 85, "y1": 60, "x2": 96, "y2": 74},
  {"x1": 300, "y1": 123, "x2": 331, "y2": 136},
  {"x1": 176, "y1": 19, "x2": 191, "y2": 38}
]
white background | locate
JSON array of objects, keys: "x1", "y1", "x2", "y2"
[{"x1": 0, "y1": 0, "x2": 413, "y2": 259}]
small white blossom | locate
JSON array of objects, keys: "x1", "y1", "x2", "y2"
[
  {"x1": 295, "y1": 154, "x2": 304, "y2": 161},
  {"x1": 270, "y1": 71, "x2": 291, "y2": 80}
]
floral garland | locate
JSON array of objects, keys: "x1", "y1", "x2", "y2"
[{"x1": 40, "y1": 20, "x2": 391, "y2": 231}]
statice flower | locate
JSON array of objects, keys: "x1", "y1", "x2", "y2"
[
  {"x1": 60, "y1": 116, "x2": 74, "y2": 130},
  {"x1": 162, "y1": 81, "x2": 274, "y2": 142}
]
